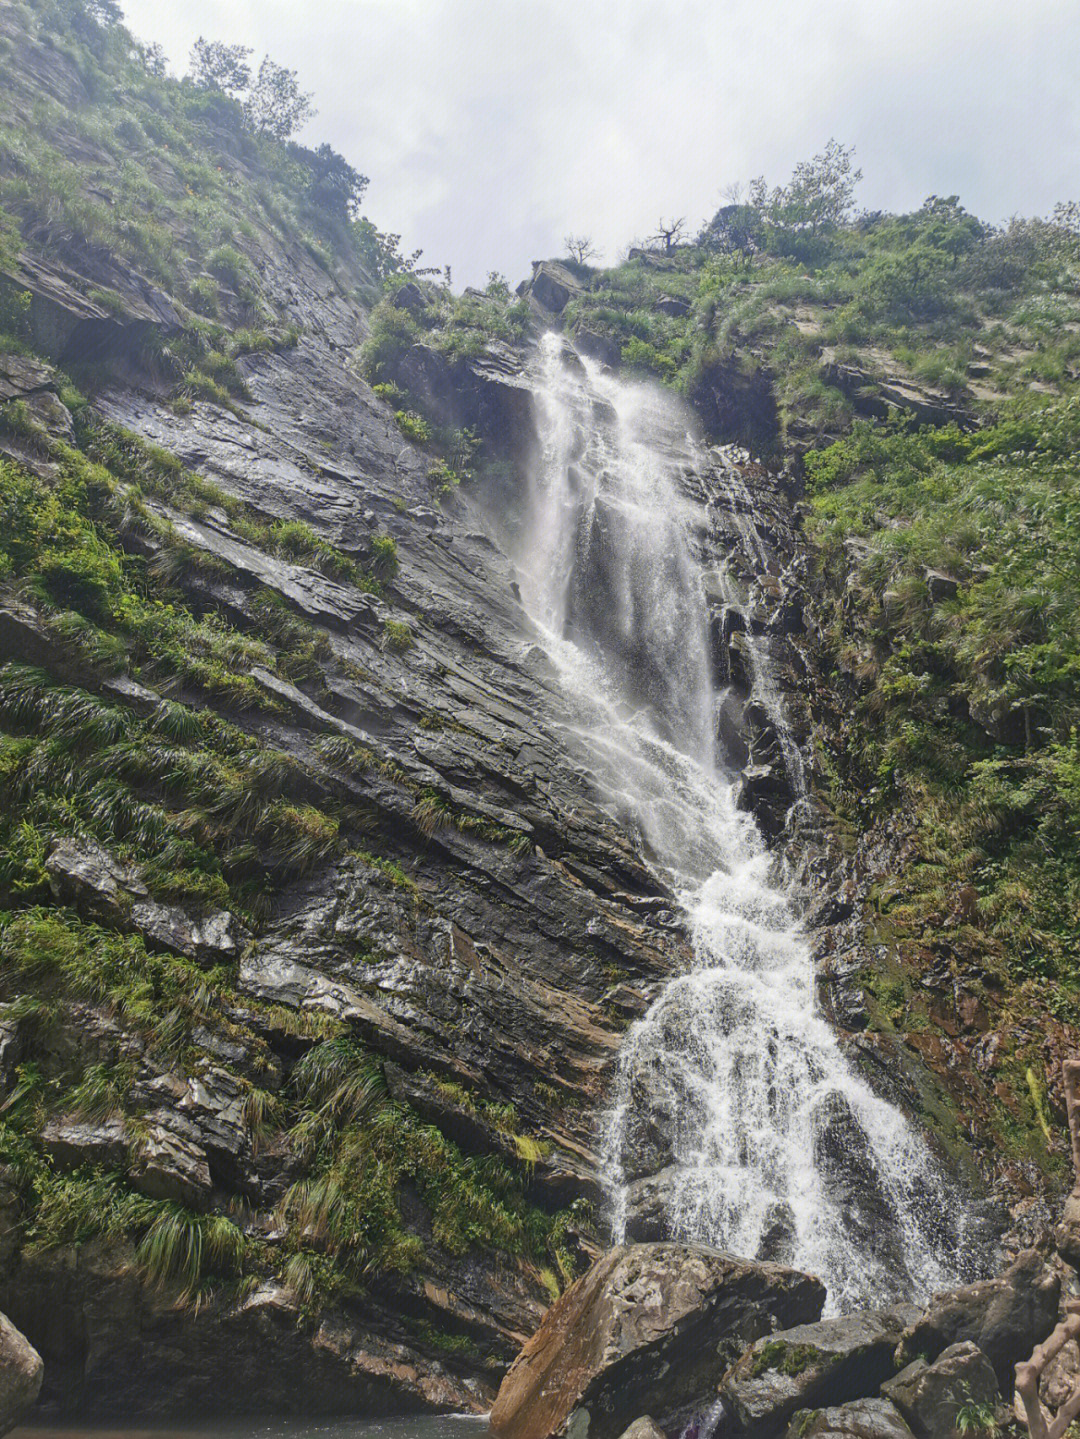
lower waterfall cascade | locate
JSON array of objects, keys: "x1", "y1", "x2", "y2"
[{"x1": 508, "y1": 332, "x2": 982, "y2": 1313}]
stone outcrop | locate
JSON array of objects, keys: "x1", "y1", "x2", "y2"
[
  {"x1": 524, "y1": 261, "x2": 584, "y2": 314},
  {"x1": 489, "y1": 1244, "x2": 826, "y2": 1439},
  {"x1": 783, "y1": 1399, "x2": 917, "y2": 1439},
  {"x1": 0, "y1": 1311, "x2": 43, "y2": 1437},
  {"x1": 894, "y1": 1248, "x2": 1060, "y2": 1391},
  {"x1": 721, "y1": 1307, "x2": 922, "y2": 1439},
  {"x1": 881, "y1": 1342, "x2": 1000, "y2": 1439}
]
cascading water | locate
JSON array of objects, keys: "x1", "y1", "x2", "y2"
[{"x1": 510, "y1": 332, "x2": 980, "y2": 1313}]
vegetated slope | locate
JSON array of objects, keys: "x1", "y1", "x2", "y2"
[
  {"x1": 508, "y1": 156, "x2": 1080, "y2": 1213},
  {"x1": 0, "y1": 0, "x2": 692, "y2": 1416}
]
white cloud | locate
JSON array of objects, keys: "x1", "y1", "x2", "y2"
[{"x1": 121, "y1": 0, "x2": 1080, "y2": 286}]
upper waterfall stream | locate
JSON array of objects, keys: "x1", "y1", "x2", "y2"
[{"x1": 508, "y1": 333, "x2": 978, "y2": 1312}]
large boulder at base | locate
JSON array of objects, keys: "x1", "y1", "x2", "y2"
[
  {"x1": 489, "y1": 1243, "x2": 826, "y2": 1439},
  {"x1": 894, "y1": 1248, "x2": 1059, "y2": 1391},
  {"x1": 0, "y1": 1310, "x2": 43, "y2": 1436},
  {"x1": 722, "y1": 1306, "x2": 921, "y2": 1439},
  {"x1": 881, "y1": 1343, "x2": 999, "y2": 1439},
  {"x1": 782, "y1": 1398, "x2": 917, "y2": 1439}
]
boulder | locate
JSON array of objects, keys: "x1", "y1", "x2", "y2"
[
  {"x1": 617, "y1": 1422, "x2": 666, "y2": 1439},
  {"x1": 129, "y1": 900, "x2": 249, "y2": 966},
  {"x1": 655, "y1": 295, "x2": 691, "y2": 317},
  {"x1": 924, "y1": 570, "x2": 960, "y2": 603},
  {"x1": 722, "y1": 1306, "x2": 921, "y2": 1439},
  {"x1": 1054, "y1": 1191, "x2": 1080, "y2": 1271},
  {"x1": 529, "y1": 261, "x2": 583, "y2": 314},
  {"x1": 783, "y1": 1398, "x2": 917, "y2": 1439},
  {"x1": 489, "y1": 1243, "x2": 826, "y2": 1439},
  {"x1": 894, "y1": 1247, "x2": 1059, "y2": 1391},
  {"x1": 881, "y1": 1343, "x2": 999, "y2": 1439},
  {"x1": 41, "y1": 1117, "x2": 129, "y2": 1171},
  {"x1": 0, "y1": 1310, "x2": 43, "y2": 1437},
  {"x1": 128, "y1": 1124, "x2": 213, "y2": 1209},
  {"x1": 45, "y1": 836, "x2": 137, "y2": 920}
]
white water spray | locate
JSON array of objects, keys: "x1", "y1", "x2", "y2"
[{"x1": 510, "y1": 333, "x2": 978, "y2": 1312}]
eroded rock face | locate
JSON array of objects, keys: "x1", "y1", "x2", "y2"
[
  {"x1": 894, "y1": 1248, "x2": 1059, "y2": 1391},
  {"x1": 489, "y1": 1244, "x2": 827, "y2": 1439},
  {"x1": 881, "y1": 1343, "x2": 999, "y2": 1439},
  {"x1": 721, "y1": 1307, "x2": 922, "y2": 1439},
  {"x1": 0, "y1": 1310, "x2": 43, "y2": 1437}
]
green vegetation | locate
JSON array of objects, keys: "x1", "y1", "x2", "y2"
[
  {"x1": 749, "y1": 1340, "x2": 826, "y2": 1379},
  {"x1": 804, "y1": 404, "x2": 1080, "y2": 1047},
  {"x1": 0, "y1": 0, "x2": 430, "y2": 349}
]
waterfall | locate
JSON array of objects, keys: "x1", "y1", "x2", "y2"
[{"x1": 508, "y1": 332, "x2": 980, "y2": 1313}]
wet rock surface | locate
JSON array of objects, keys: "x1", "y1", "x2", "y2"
[{"x1": 489, "y1": 1243, "x2": 826, "y2": 1439}]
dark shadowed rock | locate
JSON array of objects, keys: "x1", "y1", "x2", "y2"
[
  {"x1": 41, "y1": 1117, "x2": 129, "y2": 1171},
  {"x1": 528, "y1": 261, "x2": 583, "y2": 314},
  {"x1": 622, "y1": 1168, "x2": 681, "y2": 1241},
  {"x1": 0, "y1": 1310, "x2": 43, "y2": 1437},
  {"x1": 894, "y1": 1248, "x2": 1059, "y2": 1391},
  {"x1": 722, "y1": 1307, "x2": 922, "y2": 1439},
  {"x1": 881, "y1": 1343, "x2": 999, "y2": 1439},
  {"x1": 783, "y1": 1398, "x2": 916, "y2": 1439},
  {"x1": 575, "y1": 330, "x2": 622, "y2": 367},
  {"x1": 924, "y1": 570, "x2": 960, "y2": 603},
  {"x1": 128, "y1": 1124, "x2": 213, "y2": 1209},
  {"x1": 489, "y1": 1243, "x2": 826, "y2": 1439}
]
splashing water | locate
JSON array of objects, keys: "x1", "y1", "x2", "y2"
[{"x1": 509, "y1": 333, "x2": 979, "y2": 1312}]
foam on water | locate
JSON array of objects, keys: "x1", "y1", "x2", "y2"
[{"x1": 511, "y1": 333, "x2": 978, "y2": 1311}]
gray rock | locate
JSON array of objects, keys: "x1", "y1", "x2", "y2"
[
  {"x1": 0, "y1": 1007, "x2": 20, "y2": 1092},
  {"x1": 1055, "y1": 1190, "x2": 1080, "y2": 1270},
  {"x1": 528, "y1": 260, "x2": 583, "y2": 313},
  {"x1": 783, "y1": 1398, "x2": 916, "y2": 1439},
  {"x1": 128, "y1": 1124, "x2": 213, "y2": 1209},
  {"x1": 0, "y1": 1310, "x2": 43, "y2": 1437},
  {"x1": 895, "y1": 1247, "x2": 1059, "y2": 1391},
  {"x1": 0, "y1": 351, "x2": 55, "y2": 401},
  {"x1": 722, "y1": 1306, "x2": 922, "y2": 1439},
  {"x1": 622, "y1": 1166, "x2": 681, "y2": 1241},
  {"x1": 490, "y1": 1243, "x2": 826, "y2": 1439},
  {"x1": 924, "y1": 570, "x2": 960, "y2": 603},
  {"x1": 45, "y1": 836, "x2": 138, "y2": 919},
  {"x1": 41, "y1": 1117, "x2": 129, "y2": 1171},
  {"x1": 881, "y1": 1343, "x2": 999, "y2": 1439},
  {"x1": 129, "y1": 900, "x2": 249, "y2": 965},
  {"x1": 617, "y1": 1422, "x2": 666, "y2": 1439}
]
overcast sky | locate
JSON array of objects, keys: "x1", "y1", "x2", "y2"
[{"x1": 120, "y1": 0, "x2": 1080, "y2": 289}]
